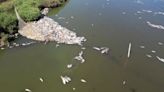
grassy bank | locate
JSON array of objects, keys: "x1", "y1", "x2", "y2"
[{"x1": 0, "y1": 0, "x2": 67, "y2": 47}]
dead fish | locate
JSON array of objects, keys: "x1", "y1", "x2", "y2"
[
  {"x1": 127, "y1": 42, "x2": 132, "y2": 58},
  {"x1": 146, "y1": 54, "x2": 152, "y2": 58},
  {"x1": 80, "y1": 79, "x2": 87, "y2": 83},
  {"x1": 25, "y1": 89, "x2": 32, "y2": 92},
  {"x1": 39, "y1": 77, "x2": 44, "y2": 82},
  {"x1": 60, "y1": 76, "x2": 71, "y2": 85},
  {"x1": 156, "y1": 56, "x2": 164, "y2": 62},
  {"x1": 67, "y1": 64, "x2": 73, "y2": 68}
]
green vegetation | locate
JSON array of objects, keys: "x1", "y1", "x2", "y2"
[{"x1": 0, "y1": 0, "x2": 67, "y2": 47}]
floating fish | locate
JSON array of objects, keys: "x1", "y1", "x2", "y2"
[
  {"x1": 156, "y1": 56, "x2": 164, "y2": 63},
  {"x1": 39, "y1": 77, "x2": 44, "y2": 82},
  {"x1": 25, "y1": 89, "x2": 32, "y2": 92},
  {"x1": 127, "y1": 43, "x2": 132, "y2": 58},
  {"x1": 67, "y1": 64, "x2": 72, "y2": 68},
  {"x1": 60, "y1": 76, "x2": 71, "y2": 85},
  {"x1": 80, "y1": 79, "x2": 87, "y2": 83}
]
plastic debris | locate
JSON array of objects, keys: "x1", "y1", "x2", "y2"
[
  {"x1": 156, "y1": 56, "x2": 164, "y2": 62},
  {"x1": 25, "y1": 89, "x2": 32, "y2": 92},
  {"x1": 127, "y1": 43, "x2": 132, "y2": 58},
  {"x1": 80, "y1": 79, "x2": 87, "y2": 83},
  {"x1": 60, "y1": 76, "x2": 71, "y2": 85},
  {"x1": 74, "y1": 51, "x2": 85, "y2": 63}
]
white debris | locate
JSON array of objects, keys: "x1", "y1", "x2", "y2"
[
  {"x1": 122, "y1": 12, "x2": 126, "y2": 15},
  {"x1": 81, "y1": 47, "x2": 86, "y2": 50},
  {"x1": 56, "y1": 44, "x2": 60, "y2": 47},
  {"x1": 154, "y1": 12, "x2": 164, "y2": 16},
  {"x1": 93, "y1": 47, "x2": 101, "y2": 51},
  {"x1": 73, "y1": 87, "x2": 76, "y2": 91},
  {"x1": 127, "y1": 43, "x2": 132, "y2": 58},
  {"x1": 60, "y1": 76, "x2": 71, "y2": 85},
  {"x1": 146, "y1": 54, "x2": 152, "y2": 58},
  {"x1": 156, "y1": 56, "x2": 164, "y2": 63},
  {"x1": 135, "y1": 0, "x2": 144, "y2": 4},
  {"x1": 67, "y1": 64, "x2": 73, "y2": 69},
  {"x1": 100, "y1": 47, "x2": 109, "y2": 54},
  {"x1": 91, "y1": 24, "x2": 94, "y2": 27},
  {"x1": 147, "y1": 21, "x2": 164, "y2": 30},
  {"x1": 71, "y1": 16, "x2": 74, "y2": 19},
  {"x1": 158, "y1": 42, "x2": 163, "y2": 45},
  {"x1": 39, "y1": 77, "x2": 44, "y2": 82},
  {"x1": 138, "y1": 17, "x2": 142, "y2": 19},
  {"x1": 142, "y1": 10, "x2": 152, "y2": 13},
  {"x1": 137, "y1": 11, "x2": 142, "y2": 14},
  {"x1": 123, "y1": 80, "x2": 126, "y2": 85},
  {"x1": 151, "y1": 50, "x2": 156, "y2": 53},
  {"x1": 58, "y1": 17, "x2": 65, "y2": 20},
  {"x1": 74, "y1": 51, "x2": 85, "y2": 63},
  {"x1": 93, "y1": 47, "x2": 109, "y2": 54},
  {"x1": 25, "y1": 89, "x2": 32, "y2": 92},
  {"x1": 80, "y1": 79, "x2": 87, "y2": 83},
  {"x1": 41, "y1": 8, "x2": 49, "y2": 15},
  {"x1": 1, "y1": 47, "x2": 5, "y2": 50},
  {"x1": 140, "y1": 46, "x2": 145, "y2": 48}
]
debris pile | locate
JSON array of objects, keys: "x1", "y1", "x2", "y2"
[{"x1": 19, "y1": 16, "x2": 86, "y2": 45}]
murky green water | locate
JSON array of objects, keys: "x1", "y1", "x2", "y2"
[{"x1": 1, "y1": 0, "x2": 164, "y2": 92}]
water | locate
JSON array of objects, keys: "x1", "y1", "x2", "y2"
[{"x1": 0, "y1": 0, "x2": 164, "y2": 92}]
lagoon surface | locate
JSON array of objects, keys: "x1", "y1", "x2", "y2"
[{"x1": 0, "y1": 0, "x2": 164, "y2": 92}]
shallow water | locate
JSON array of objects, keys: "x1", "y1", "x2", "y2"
[{"x1": 0, "y1": 0, "x2": 164, "y2": 92}]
